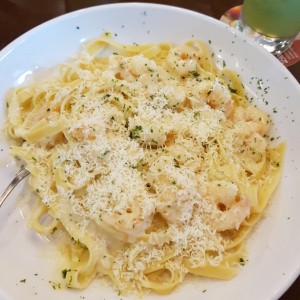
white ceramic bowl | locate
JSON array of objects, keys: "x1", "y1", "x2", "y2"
[{"x1": 0, "y1": 3, "x2": 299, "y2": 300}]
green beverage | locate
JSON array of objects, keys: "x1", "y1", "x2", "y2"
[{"x1": 242, "y1": 0, "x2": 300, "y2": 38}]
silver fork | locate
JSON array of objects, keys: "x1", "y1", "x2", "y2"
[{"x1": 0, "y1": 168, "x2": 30, "y2": 208}]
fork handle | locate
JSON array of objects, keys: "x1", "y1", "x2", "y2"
[{"x1": 0, "y1": 169, "x2": 30, "y2": 208}]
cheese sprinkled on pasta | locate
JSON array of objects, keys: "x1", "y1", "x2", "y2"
[{"x1": 5, "y1": 33, "x2": 285, "y2": 296}]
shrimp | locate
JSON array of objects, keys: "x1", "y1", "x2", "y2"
[
  {"x1": 127, "y1": 55, "x2": 157, "y2": 77},
  {"x1": 146, "y1": 155, "x2": 199, "y2": 223},
  {"x1": 122, "y1": 55, "x2": 157, "y2": 81},
  {"x1": 232, "y1": 106, "x2": 270, "y2": 136},
  {"x1": 111, "y1": 55, "x2": 158, "y2": 82},
  {"x1": 160, "y1": 85, "x2": 186, "y2": 108},
  {"x1": 157, "y1": 189, "x2": 199, "y2": 224},
  {"x1": 235, "y1": 132, "x2": 267, "y2": 177},
  {"x1": 185, "y1": 79, "x2": 233, "y2": 117},
  {"x1": 185, "y1": 79, "x2": 211, "y2": 108},
  {"x1": 207, "y1": 180, "x2": 251, "y2": 231},
  {"x1": 166, "y1": 137, "x2": 203, "y2": 172},
  {"x1": 214, "y1": 194, "x2": 251, "y2": 232},
  {"x1": 166, "y1": 45, "x2": 198, "y2": 76},
  {"x1": 101, "y1": 197, "x2": 155, "y2": 242},
  {"x1": 208, "y1": 79, "x2": 233, "y2": 117},
  {"x1": 240, "y1": 132, "x2": 267, "y2": 162}
]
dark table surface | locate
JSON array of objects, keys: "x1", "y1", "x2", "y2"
[{"x1": 0, "y1": 1, "x2": 299, "y2": 299}]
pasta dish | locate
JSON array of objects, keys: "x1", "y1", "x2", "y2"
[{"x1": 5, "y1": 33, "x2": 285, "y2": 295}]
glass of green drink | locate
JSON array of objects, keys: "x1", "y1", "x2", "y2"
[{"x1": 239, "y1": 0, "x2": 300, "y2": 54}]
